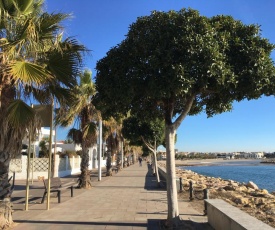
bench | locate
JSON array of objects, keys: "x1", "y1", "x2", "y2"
[
  {"x1": 41, "y1": 177, "x2": 75, "y2": 204},
  {"x1": 205, "y1": 199, "x2": 274, "y2": 230},
  {"x1": 112, "y1": 167, "x2": 118, "y2": 173}
]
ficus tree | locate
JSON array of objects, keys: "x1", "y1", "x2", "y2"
[
  {"x1": 95, "y1": 8, "x2": 275, "y2": 227},
  {"x1": 122, "y1": 115, "x2": 165, "y2": 184}
]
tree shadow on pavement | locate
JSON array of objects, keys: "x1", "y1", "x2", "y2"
[{"x1": 144, "y1": 163, "x2": 166, "y2": 191}]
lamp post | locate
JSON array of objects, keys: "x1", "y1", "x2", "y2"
[
  {"x1": 112, "y1": 131, "x2": 116, "y2": 166},
  {"x1": 98, "y1": 120, "x2": 102, "y2": 181},
  {"x1": 121, "y1": 140, "x2": 124, "y2": 169}
]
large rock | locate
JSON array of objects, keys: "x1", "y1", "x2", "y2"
[
  {"x1": 224, "y1": 185, "x2": 236, "y2": 191},
  {"x1": 236, "y1": 185, "x2": 248, "y2": 192},
  {"x1": 254, "y1": 197, "x2": 266, "y2": 205},
  {"x1": 233, "y1": 196, "x2": 249, "y2": 205},
  {"x1": 247, "y1": 181, "x2": 259, "y2": 190}
]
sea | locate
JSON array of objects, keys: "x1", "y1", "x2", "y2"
[{"x1": 178, "y1": 159, "x2": 275, "y2": 192}]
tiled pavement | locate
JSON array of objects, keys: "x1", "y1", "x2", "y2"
[{"x1": 11, "y1": 163, "x2": 212, "y2": 230}]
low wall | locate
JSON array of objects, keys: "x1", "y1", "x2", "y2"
[
  {"x1": 9, "y1": 155, "x2": 106, "y2": 180},
  {"x1": 206, "y1": 199, "x2": 274, "y2": 230},
  {"x1": 158, "y1": 165, "x2": 180, "y2": 191}
]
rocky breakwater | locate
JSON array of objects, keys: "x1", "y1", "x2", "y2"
[
  {"x1": 261, "y1": 159, "x2": 275, "y2": 164},
  {"x1": 176, "y1": 167, "x2": 275, "y2": 228}
]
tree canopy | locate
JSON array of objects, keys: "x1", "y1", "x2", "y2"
[
  {"x1": 96, "y1": 8, "x2": 275, "y2": 123},
  {"x1": 122, "y1": 116, "x2": 165, "y2": 148}
]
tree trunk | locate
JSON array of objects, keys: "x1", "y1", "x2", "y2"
[
  {"x1": 165, "y1": 124, "x2": 180, "y2": 228},
  {"x1": 78, "y1": 148, "x2": 92, "y2": 189},
  {"x1": 153, "y1": 148, "x2": 160, "y2": 186},
  {"x1": 151, "y1": 155, "x2": 156, "y2": 175},
  {"x1": 0, "y1": 198, "x2": 13, "y2": 229},
  {"x1": 106, "y1": 150, "x2": 112, "y2": 176},
  {"x1": 0, "y1": 154, "x2": 13, "y2": 229}
]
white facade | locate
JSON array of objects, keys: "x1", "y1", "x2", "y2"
[{"x1": 239, "y1": 152, "x2": 264, "y2": 159}]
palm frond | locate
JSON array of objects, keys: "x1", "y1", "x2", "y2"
[
  {"x1": 82, "y1": 122, "x2": 97, "y2": 139},
  {"x1": 50, "y1": 86, "x2": 76, "y2": 106},
  {"x1": 9, "y1": 60, "x2": 53, "y2": 84},
  {"x1": 7, "y1": 99, "x2": 35, "y2": 129},
  {"x1": 13, "y1": 0, "x2": 34, "y2": 16},
  {"x1": 27, "y1": 86, "x2": 51, "y2": 104},
  {"x1": 38, "y1": 12, "x2": 69, "y2": 40},
  {"x1": 55, "y1": 107, "x2": 76, "y2": 127},
  {"x1": 67, "y1": 128, "x2": 82, "y2": 144}
]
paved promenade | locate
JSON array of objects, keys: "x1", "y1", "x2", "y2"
[{"x1": 11, "y1": 163, "x2": 211, "y2": 230}]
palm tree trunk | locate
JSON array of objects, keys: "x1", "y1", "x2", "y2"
[
  {"x1": 0, "y1": 154, "x2": 13, "y2": 229},
  {"x1": 78, "y1": 147, "x2": 92, "y2": 188},
  {"x1": 106, "y1": 150, "x2": 112, "y2": 176}
]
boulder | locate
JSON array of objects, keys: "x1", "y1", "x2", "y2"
[
  {"x1": 266, "y1": 209, "x2": 275, "y2": 215},
  {"x1": 233, "y1": 196, "x2": 249, "y2": 205},
  {"x1": 261, "y1": 189, "x2": 269, "y2": 194},
  {"x1": 254, "y1": 197, "x2": 266, "y2": 205},
  {"x1": 223, "y1": 185, "x2": 236, "y2": 191},
  {"x1": 236, "y1": 186, "x2": 248, "y2": 192},
  {"x1": 247, "y1": 181, "x2": 259, "y2": 190}
]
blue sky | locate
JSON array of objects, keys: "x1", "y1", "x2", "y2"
[{"x1": 47, "y1": 0, "x2": 275, "y2": 153}]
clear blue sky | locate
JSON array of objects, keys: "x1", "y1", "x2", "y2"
[{"x1": 46, "y1": 0, "x2": 275, "y2": 153}]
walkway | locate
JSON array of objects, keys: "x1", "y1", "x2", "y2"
[{"x1": 11, "y1": 163, "x2": 211, "y2": 229}]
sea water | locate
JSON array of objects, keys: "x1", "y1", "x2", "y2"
[{"x1": 178, "y1": 160, "x2": 275, "y2": 192}]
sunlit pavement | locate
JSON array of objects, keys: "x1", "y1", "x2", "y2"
[{"x1": 12, "y1": 163, "x2": 211, "y2": 230}]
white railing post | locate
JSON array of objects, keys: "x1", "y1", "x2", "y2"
[
  {"x1": 65, "y1": 155, "x2": 69, "y2": 170},
  {"x1": 78, "y1": 155, "x2": 81, "y2": 170},
  {"x1": 54, "y1": 154, "x2": 59, "y2": 177},
  {"x1": 22, "y1": 155, "x2": 27, "y2": 178},
  {"x1": 72, "y1": 156, "x2": 75, "y2": 171}
]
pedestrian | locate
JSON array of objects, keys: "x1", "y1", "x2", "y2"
[{"x1": 138, "y1": 156, "x2": 142, "y2": 166}]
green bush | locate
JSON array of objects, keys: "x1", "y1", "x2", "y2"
[{"x1": 58, "y1": 150, "x2": 79, "y2": 158}]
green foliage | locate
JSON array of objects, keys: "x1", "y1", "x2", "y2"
[
  {"x1": 95, "y1": 8, "x2": 275, "y2": 122},
  {"x1": 122, "y1": 115, "x2": 164, "y2": 147},
  {"x1": 7, "y1": 100, "x2": 35, "y2": 130},
  {"x1": 38, "y1": 139, "x2": 49, "y2": 157},
  {"x1": 56, "y1": 70, "x2": 98, "y2": 148},
  {"x1": 64, "y1": 138, "x2": 73, "y2": 144},
  {"x1": 95, "y1": 9, "x2": 275, "y2": 221},
  {"x1": 58, "y1": 150, "x2": 78, "y2": 158}
]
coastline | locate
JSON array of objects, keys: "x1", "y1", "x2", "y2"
[
  {"x1": 158, "y1": 159, "x2": 275, "y2": 228},
  {"x1": 172, "y1": 158, "x2": 263, "y2": 167}
]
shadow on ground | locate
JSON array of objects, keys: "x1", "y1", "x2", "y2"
[{"x1": 145, "y1": 165, "x2": 213, "y2": 230}]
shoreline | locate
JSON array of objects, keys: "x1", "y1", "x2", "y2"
[
  {"x1": 162, "y1": 158, "x2": 263, "y2": 167},
  {"x1": 158, "y1": 159, "x2": 275, "y2": 228}
]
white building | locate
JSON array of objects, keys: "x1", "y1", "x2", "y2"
[
  {"x1": 239, "y1": 152, "x2": 264, "y2": 159},
  {"x1": 251, "y1": 152, "x2": 264, "y2": 159}
]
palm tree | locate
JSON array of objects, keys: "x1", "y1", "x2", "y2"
[
  {"x1": 0, "y1": 1, "x2": 87, "y2": 227},
  {"x1": 102, "y1": 117, "x2": 123, "y2": 176},
  {"x1": 56, "y1": 70, "x2": 99, "y2": 188}
]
